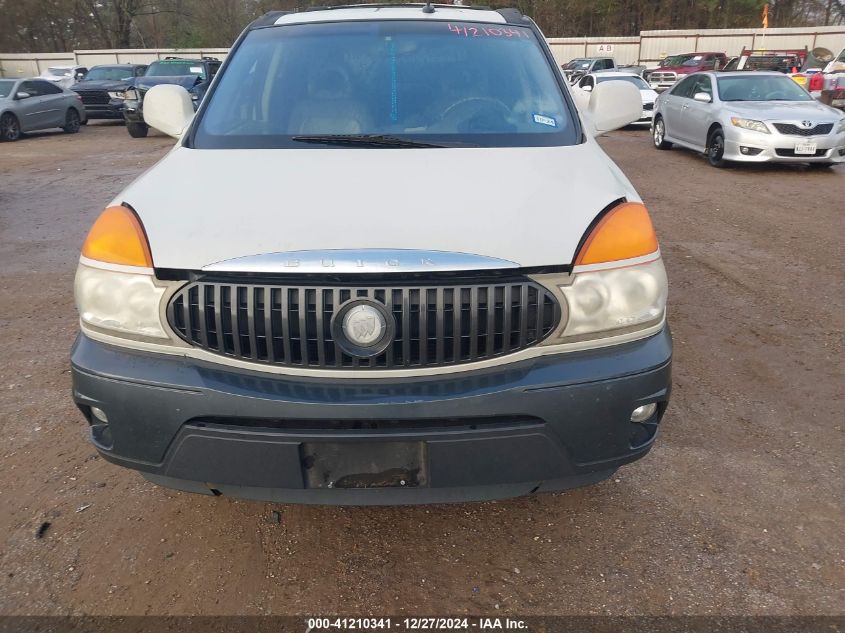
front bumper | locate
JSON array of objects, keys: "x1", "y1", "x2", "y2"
[
  {"x1": 71, "y1": 328, "x2": 672, "y2": 505},
  {"x1": 122, "y1": 100, "x2": 143, "y2": 124},
  {"x1": 724, "y1": 126, "x2": 845, "y2": 163},
  {"x1": 83, "y1": 101, "x2": 126, "y2": 120}
]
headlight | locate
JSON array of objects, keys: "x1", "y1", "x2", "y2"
[
  {"x1": 123, "y1": 88, "x2": 139, "y2": 100},
  {"x1": 731, "y1": 117, "x2": 770, "y2": 134},
  {"x1": 107, "y1": 91, "x2": 125, "y2": 100},
  {"x1": 837, "y1": 118, "x2": 845, "y2": 133},
  {"x1": 557, "y1": 258, "x2": 668, "y2": 340},
  {"x1": 75, "y1": 264, "x2": 168, "y2": 340}
]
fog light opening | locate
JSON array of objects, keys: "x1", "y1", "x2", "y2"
[
  {"x1": 630, "y1": 403, "x2": 658, "y2": 423},
  {"x1": 90, "y1": 406, "x2": 109, "y2": 423},
  {"x1": 740, "y1": 146, "x2": 763, "y2": 156}
]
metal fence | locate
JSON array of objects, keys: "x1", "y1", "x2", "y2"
[{"x1": 2, "y1": 26, "x2": 845, "y2": 78}]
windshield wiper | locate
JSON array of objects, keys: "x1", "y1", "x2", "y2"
[{"x1": 291, "y1": 134, "x2": 452, "y2": 148}]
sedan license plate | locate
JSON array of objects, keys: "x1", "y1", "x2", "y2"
[{"x1": 794, "y1": 142, "x2": 817, "y2": 155}]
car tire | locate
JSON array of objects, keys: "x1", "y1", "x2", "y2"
[
  {"x1": 652, "y1": 117, "x2": 672, "y2": 150},
  {"x1": 62, "y1": 109, "x2": 81, "y2": 134},
  {"x1": 127, "y1": 122, "x2": 149, "y2": 138},
  {"x1": 707, "y1": 129, "x2": 727, "y2": 168},
  {"x1": 0, "y1": 112, "x2": 21, "y2": 142}
]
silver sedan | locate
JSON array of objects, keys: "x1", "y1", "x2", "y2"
[
  {"x1": 0, "y1": 77, "x2": 87, "y2": 142},
  {"x1": 651, "y1": 71, "x2": 845, "y2": 168}
]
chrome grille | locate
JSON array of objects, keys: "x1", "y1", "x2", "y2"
[
  {"x1": 167, "y1": 278, "x2": 561, "y2": 369},
  {"x1": 75, "y1": 90, "x2": 109, "y2": 105},
  {"x1": 773, "y1": 123, "x2": 833, "y2": 136},
  {"x1": 649, "y1": 72, "x2": 677, "y2": 84}
]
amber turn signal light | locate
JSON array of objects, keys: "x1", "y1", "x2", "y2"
[
  {"x1": 575, "y1": 202, "x2": 658, "y2": 266},
  {"x1": 82, "y1": 206, "x2": 153, "y2": 268}
]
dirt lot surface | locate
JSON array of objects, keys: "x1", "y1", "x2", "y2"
[{"x1": 0, "y1": 123, "x2": 842, "y2": 617}]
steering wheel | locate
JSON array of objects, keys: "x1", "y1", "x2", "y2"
[
  {"x1": 763, "y1": 90, "x2": 790, "y2": 100},
  {"x1": 439, "y1": 97, "x2": 512, "y2": 133}
]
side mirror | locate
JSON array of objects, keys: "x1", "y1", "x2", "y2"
[
  {"x1": 693, "y1": 92, "x2": 712, "y2": 103},
  {"x1": 15, "y1": 91, "x2": 31, "y2": 100},
  {"x1": 582, "y1": 84, "x2": 593, "y2": 92},
  {"x1": 585, "y1": 81, "x2": 642, "y2": 135},
  {"x1": 143, "y1": 84, "x2": 194, "y2": 139}
]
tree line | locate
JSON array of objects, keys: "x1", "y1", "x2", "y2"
[{"x1": 0, "y1": 0, "x2": 843, "y2": 53}]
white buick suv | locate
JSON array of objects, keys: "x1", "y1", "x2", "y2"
[{"x1": 71, "y1": 4, "x2": 671, "y2": 504}]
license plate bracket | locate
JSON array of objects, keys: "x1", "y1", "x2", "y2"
[
  {"x1": 301, "y1": 441, "x2": 428, "y2": 489},
  {"x1": 794, "y1": 141, "x2": 817, "y2": 155}
]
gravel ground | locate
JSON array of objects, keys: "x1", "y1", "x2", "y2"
[{"x1": 0, "y1": 122, "x2": 842, "y2": 616}]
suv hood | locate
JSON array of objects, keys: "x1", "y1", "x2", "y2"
[
  {"x1": 118, "y1": 143, "x2": 637, "y2": 270},
  {"x1": 653, "y1": 65, "x2": 698, "y2": 73},
  {"x1": 136, "y1": 75, "x2": 199, "y2": 92},
  {"x1": 73, "y1": 79, "x2": 135, "y2": 91}
]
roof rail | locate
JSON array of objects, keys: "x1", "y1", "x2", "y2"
[
  {"x1": 495, "y1": 8, "x2": 527, "y2": 24},
  {"x1": 250, "y1": 3, "x2": 518, "y2": 28}
]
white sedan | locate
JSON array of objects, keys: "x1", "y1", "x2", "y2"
[{"x1": 572, "y1": 72, "x2": 658, "y2": 125}]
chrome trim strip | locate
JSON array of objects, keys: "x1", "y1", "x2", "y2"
[
  {"x1": 572, "y1": 249, "x2": 661, "y2": 273},
  {"x1": 79, "y1": 317, "x2": 666, "y2": 380},
  {"x1": 202, "y1": 249, "x2": 520, "y2": 274},
  {"x1": 78, "y1": 255, "x2": 154, "y2": 276}
]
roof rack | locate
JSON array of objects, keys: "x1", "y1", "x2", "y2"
[{"x1": 251, "y1": 4, "x2": 526, "y2": 27}]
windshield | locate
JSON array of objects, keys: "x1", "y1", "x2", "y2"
[
  {"x1": 83, "y1": 66, "x2": 134, "y2": 81},
  {"x1": 661, "y1": 55, "x2": 694, "y2": 66},
  {"x1": 0, "y1": 80, "x2": 14, "y2": 98},
  {"x1": 46, "y1": 67, "x2": 71, "y2": 77},
  {"x1": 566, "y1": 59, "x2": 591, "y2": 70},
  {"x1": 597, "y1": 75, "x2": 648, "y2": 89},
  {"x1": 146, "y1": 60, "x2": 205, "y2": 78},
  {"x1": 717, "y1": 75, "x2": 814, "y2": 101},
  {"x1": 194, "y1": 20, "x2": 576, "y2": 149}
]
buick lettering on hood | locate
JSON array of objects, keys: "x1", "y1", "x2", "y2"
[{"x1": 70, "y1": 4, "x2": 671, "y2": 505}]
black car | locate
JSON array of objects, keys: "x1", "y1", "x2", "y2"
[
  {"x1": 123, "y1": 57, "x2": 221, "y2": 138},
  {"x1": 72, "y1": 64, "x2": 148, "y2": 120}
]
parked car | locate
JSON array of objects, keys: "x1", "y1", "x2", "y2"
[
  {"x1": 72, "y1": 5, "x2": 667, "y2": 505},
  {"x1": 72, "y1": 64, "x2": 148, "y2": 120},
  {"x1": 651, "y1": 71, "x2": 845, "y2": 168},
  {"x1": 123, "y1": 56, "x2": 221, "y2": 138},
  {"x1": 573, "y1": 72, "x2": 659, "y2": 125},
  {"x1": 0, "y1": 78, "x2": 86, "y2": 141},
  {"x1": 645, "y1": 52, "x2": 727, "y2": 91},
  {"x1": 38, "y1": 65, "x2": 89, "y2": 89},
  {"x1": 561, "y1": 57, "x2": 616, "y2": 83}
]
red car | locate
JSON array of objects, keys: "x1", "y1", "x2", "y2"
[{"x1": 646, "y1": 52, "x2": 727, "y2": 90}]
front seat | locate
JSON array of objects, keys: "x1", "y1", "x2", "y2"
[{"x1": 287, "y1": 67, "x2": 371, "y2": 135}]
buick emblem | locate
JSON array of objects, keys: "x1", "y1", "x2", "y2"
[{"x1": 342, "y1": 304, "x2": 387, "y2": 348}]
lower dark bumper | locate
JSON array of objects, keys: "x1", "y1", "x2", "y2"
[
  {"x1": 71, "y1": 328, "x2": 672, "y2": 505},
  {"x1": 82, "y1": 103, "x2": 125, "y2": 119}
]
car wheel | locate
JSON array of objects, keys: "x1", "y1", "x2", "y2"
[
  {"x1": 653, "y1": 117, "x2": 672, "y2": 150},
  {"x1": 0, "y1": 112, "x2": 21, "y2": 141},
  {"x1": 127, "y1": 122, "x2": 149, "y2": 138},
  {"x1": 62, "y1": 109, "x2": 81, "y2": 134},
  {"x1": 707, "y1": 129, "x2": 727, "y2": 168}
]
